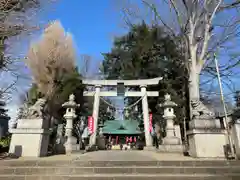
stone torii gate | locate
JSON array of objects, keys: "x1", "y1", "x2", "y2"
[{"x1": 83, "y1": 77, "x2": 162, "y2": 148}]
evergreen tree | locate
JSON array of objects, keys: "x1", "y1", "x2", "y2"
[
  {"x1": 0, "y1": 99, "x2": 9, "y2": 120},
  {"x1": 235, "y1": 91, "x2": 240, "y2": 108},
  {"x1": 101, "y1": 22, "x2": 187, "y2": 125},
  {"x1": 0, "y1": 95, "x2": 10, "y2": 138},
  {"x1": 24, "y1": 67, "x2": 84, "y2": 121}
]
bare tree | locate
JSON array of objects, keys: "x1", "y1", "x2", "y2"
[
  {"x1": 80, "y1": 54, "x2": 92, "y2": 79},
  {"x1": 116, "y1": 0, "x2": 240, "y2": 116},
  {"x1": 0, "y1": 0, "x2": 56, "y2": 97},
  {"x1": 26, "y1": 20, "x2": 76, "y2": 99}
]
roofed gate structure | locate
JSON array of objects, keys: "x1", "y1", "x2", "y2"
[{"x1": 83, "y1": 77, "x2": 162, "y2": 148}]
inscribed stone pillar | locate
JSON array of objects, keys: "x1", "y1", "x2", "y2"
[
  {"x1": 141, "y1": 85, "x2": 152, "y2": 147},
  {"x1": 55, "y1": 124, "x2": 65, "y2": 154},
  {"x1": 89, "y1": 85, "x2": 101, "y2": 146}
]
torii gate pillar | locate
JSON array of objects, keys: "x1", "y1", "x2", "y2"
[
  {"x1": 89, "y1": 85, "x2": 101, "y2": 146},
  {"x1": 83, "y1": 77, "x2": 162, "y2": 147},
  {"x1": 141, "y1": 85, "x2": 152, "y2": 147}
]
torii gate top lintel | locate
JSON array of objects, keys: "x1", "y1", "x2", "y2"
[{"x1": 82, "y1": 77, "x2": 162, "y2": 86}]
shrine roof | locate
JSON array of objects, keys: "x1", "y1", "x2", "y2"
[{"x1": 102, "y1": 119, "x2": 141, "y2": 135}]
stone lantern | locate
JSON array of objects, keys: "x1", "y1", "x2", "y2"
[
  {"x1": 159, "y1": 94, "x2": 182, "y2": 151},
  {"x1": 62, "y1": 94, "x2": 80, "y2": 154}
]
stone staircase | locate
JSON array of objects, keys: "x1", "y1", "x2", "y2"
[{"x1": 0, "y1": 160, "x2": 240, "y2": 180}]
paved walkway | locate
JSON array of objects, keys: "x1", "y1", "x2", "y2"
[
  {"x1": 75, "y1": 151, "x2": 158, "y2": 161},
  {"x1": 14, "y1": 150, "x2": 225, "y2": 161},
  {"x1": 74, "y1": 151, "x2": 226, "y2": 161}
]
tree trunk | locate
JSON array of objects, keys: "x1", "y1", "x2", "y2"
[
  {"x1": 189, "y1": 68, "x2": 200, "y2": 101},
  {"x1": 188, "y1": 38, "x2": 201, "y2": 102},
  {"x1": 188, "y1": 62, "x2": 201, "y2": 121}
]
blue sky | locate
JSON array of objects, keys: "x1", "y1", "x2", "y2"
[
  {"x1": 47, "y1": 0, "x2": 125, "y2": 65},
  {"x1": 6, "y1": 0, "x2": 240, "y2": 121},
  {"x1": 47, "y1": 0, "x2": 126, "y2": 120},
  {"x1": 7, "y1": 0, "x2": 126, "y2": 121},
  {"x1": 47, "y1": 0, "x2": 239, "y2": 101}
]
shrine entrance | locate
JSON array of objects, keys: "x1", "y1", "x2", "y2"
[{"x1": 83, "y1": 77, "x2": 162, "y2": 148}]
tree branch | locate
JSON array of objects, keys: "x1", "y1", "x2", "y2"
[
  {"x1": 0, "y1": 75, "x2": 18, "y2": 96},
  {"x1": 218, "y1": 0, "x2": 240, "y2": 11},
  {"x1": 198, "y1": 0, "x2": 222, "y2": 67}
]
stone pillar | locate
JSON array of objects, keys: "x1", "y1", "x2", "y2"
[
  {"x1": 89, "y1": 85, "x2": 101, "y2": 146},
  {"x1": 62, "y1": 94, "x2": 79, "y2": 154},
  {"x1": 174, "y1": 125, "x2": 182, "y2": 145},
  {"x1": 231, "y1": 120, "x2": 240, "y2": 159},
  {"x1": 141, "y1": 85, "x2": 152, "y2": 147},
  {"x1": 55, "y1": 124, "x2": 65, "y2": 154}
]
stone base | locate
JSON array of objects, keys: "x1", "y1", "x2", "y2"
[
  {"x1": 8, "y1": 118, "x2": 50, "y2": 157},
  {"x1": 187, "y1": 129, "x2": 226, "y2": 158},
  {"x1": 189, "y1": 118, "x2": 221, "y2": 129},
  {"x1": 143, "y1": 146, "x2": 156, "y2": 151},
  {"x1": 162, "y1": 136, "x2": 181, "y2": 145},
  {"x1": 157, "y1": 145, "x2": 183, "y2": 153},
  {"x1": 9, "y1": 129, "x2": 50, "y2": 157},
  {"x1": 65, "y1": 136, "x2": 79, "y2": 154}
]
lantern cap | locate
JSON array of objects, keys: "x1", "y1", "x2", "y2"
[{"x1": 159, "y1": 94, "x2": 177, "y2": 108}]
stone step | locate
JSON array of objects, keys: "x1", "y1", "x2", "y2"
[
  {"x1": 1, "y1": 166, "x2": 240, "y2": 175},
  {"x1": 0, "y1": 174, "x2": 240, "y2": 180},
  {"x1": 0, "y1": 160, "x2": 240, "y2": 167}
]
